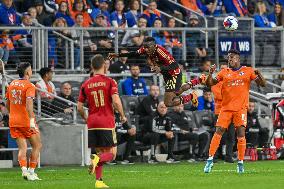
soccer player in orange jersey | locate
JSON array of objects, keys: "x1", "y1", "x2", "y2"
[
  {"x1": 6, "y1": 62, "x2": 42, "y2": 180},
  {"x1": 204, "y1": 49, "x2": 266, "y2": 173},
  {"x1": 77, "y1": 54, "x2": 128, "y2": 188}
]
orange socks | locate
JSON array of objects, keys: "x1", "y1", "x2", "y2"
[
  {"x1": 18, "y1": 159, "x2": 27, "y2": 168},
  {"x1": 209, "y1": 133, "x2": 222, "y2": 157},
  {"x1": 237, "y1": 137, "x2": 246, "y2": 161}
]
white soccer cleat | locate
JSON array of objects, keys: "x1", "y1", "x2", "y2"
[
  {"x1": 22, "y1": 171, "x2": 29, "y2": 180},
  {"x1": 27, "y1": 173, "x2": 42, "y2": 181}
]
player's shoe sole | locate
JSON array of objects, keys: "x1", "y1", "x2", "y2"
[
  {"x1": 204, "y1": 159, "x2": 214, "y2": 173},
  {"x1": 89, "y1": 154, "x2": 100, "y2": 175},
  {"x1": 27, "y1": 173, "x2": 41, "y2": 181},
  {"x1": 22, "y1": 172, "x2": 29, "y2": 180},
  {"x1": 237, "y1": 162, "x2": 244, "y2": 173},
  {"x1": 191, "y1": 91, "x2": 198, "y2": 107},
  {"x1": 95, "y1": 180, "x2": 109, "y2": 188}
]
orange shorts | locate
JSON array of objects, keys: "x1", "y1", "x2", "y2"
[
  {"x1": 10, "y1": 127, "x2": 38, "y2": 139},
  {"x1": 216, "y1": 109, "x2": 247, "y2": 129}
]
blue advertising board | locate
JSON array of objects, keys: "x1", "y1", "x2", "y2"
[{"x1": 219, "y1": 37, "x2": 251, "y2": 55}]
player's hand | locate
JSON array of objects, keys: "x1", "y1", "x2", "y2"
[
  {"x1": 107, "y1": 53, "x2": 119, "y2": 60},
  {"x1": 199, "y1": 74, "x2": 207, "y2": 84},
  {"x1": 120, "y1": 116, "x2": 127, "y2": 124},
  {"x1": 30, "y1": 118, "x2": 39, "y2": 132},
  {"x1": 128, "y1": 127, "x2": 136, "y2": 136},
  {"x1": 209, "y1": 64, "x2": 216, "y2": 74},
  {"x1": 165, "y1": 131, "x2": 174, "y2": 139}
]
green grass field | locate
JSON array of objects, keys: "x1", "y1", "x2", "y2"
[{"x1": 1, "y1": 161, "x2": 284, "y2": 189}]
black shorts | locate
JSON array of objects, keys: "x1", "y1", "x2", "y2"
[
  {"x1": 163, "y1": 72, "x2": 182, "y2": 92},
  {"x1": 88, "y1": 129, "x2": 117, "y2": 148}
]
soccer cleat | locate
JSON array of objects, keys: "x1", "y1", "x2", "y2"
[
  {"x1": 27, "y1": 173, "x2": 41, "y2": 181},
  {"x1": 121, "y1": 159, "x2": 134, "y2": 165},
  {"x1": 204, "y1": 159, "x2": 214, "y2": 173},
  {"x1": 166, "y1": 158, "x2": 180, "y2": 164},
  {"x1": 106, "y1": 160, "x2": 117, "y2": 165},
  {"x1": 89, "y1": 154, "x2": 100, "y2": 175},
  {"x1": 191, "y1": 91, "x2": 198, "y2": 107},
  {"x1": 22, "y1": 171, "x2": 29, "y2": 180},
  {"x1": 95, "y1": 180, "x2": 109, "y2": 188},
  {"x1": 237, "y1": 162, "x2": 245, "y2": 173},
  {"x1": 148, "y1": 156, "x2": 159, "y2": 164}
]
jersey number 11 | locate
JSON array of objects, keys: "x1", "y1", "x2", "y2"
[{"x1": 91, "y1": 90, "x2": 105, "y2": 107}]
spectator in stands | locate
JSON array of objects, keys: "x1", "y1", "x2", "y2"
[
  {"x1": 14, "y1": 13, "x2": 33, "y2": 63},
  {"x1": 195, "y1": 59, "x2": 211, "y2": 73},
  {"x1": 180, "y1": 0, "x2": 209, "y2": 15},
  {"x1": 142, "y1": 0, "x2": 162, "y2": 27},
  {"x1": 91, "y1": 14, "x2": 113, "y2": 52},
  {"x1": 0, "y1": 0, "x2": 21, "y2": 26},
  {"x1": 164, "y1": 18, "x2": 182, "y2": 62},
  {"x1": 197, "y1": 87, "x2": 214, "y2": 111},
  {"x1": 246, "y1": 101, "x2": 269, "y2": 148},
  {"x1": 28, "y1": 7, "x2": 39, "y2": 25},
  {"x1": 57, "y1": 0, "x2": 88, "y2": 12},
  {"x1": 268, "y1": 2, "x2": 284, "y2": 27},
  {"x1": 0, "y1": 29, "x2": 21, "y2": 65},
  {"x1": 125, "y1": 0, "x2": 141, "y2": 27},
  {"x1": 52, "y1": 17, "x2": 73, "y2": 68},
  {"x1": 142, "y1": 101, "x2": 179, "y2": 164},
  {"x1": 0, "y1": 101, "x2": 11, "y2": 160},
  {"x1": 187, "y1": 15, "x2": 207, "y2": 66},
  {"x1": 71, "y1": 13, "x2": 97, "y2": 69},
  {"x1": 36, "y1": 67, "x2": 57, "y2": 100},
  {"x1": 254, "y1": 1, "x2": 275, "y2": 28},
  {"x1": 70, "y1": 0, "x2": 93, "y2": 27},
  {"x1": 43, "y1": 0, "x2": 59, "y2": 14},
  {"x1": 115, "y1": 113, "x2": 136, "y2": 164},
  {"x1": 152, "y1": 18, "x2": 171, "y2": 53},
  {"x1": 122, "y1": 65, "x2": 148, "y2": 96},
  {"x1": 156, "y1": 0, "x2": 183, "y2": 26},
  {"x1": 14, "y1": 13, "x2": 33, "y2": 47},
  {"x1": 204, "y1": 0, "x2": 224, "y2": 16},
  {"x1": 121, "y1": 16, "x2": 148, "y2": 47},
  {"x1": 34, "y1": 0, "x2": 55, "y2": 26},
  {"x1": 55, "y1": 1, "x2": 75, "y2": 27},
  {"x1": 51, "y1": 82, "x2": 76, "y2": 115},
  {"x1": 223, "y1": 0, "x2": 248, "y2": 17},
  {"x1": 168, "y1": 104, "x2": 199, "y2": 161},
  {"x1": 110, "y1": 0, "x2": 128, "y2": 29},
  {"x1": 137, "y1": 85, "x2": 160, "y2": 126},
  {"x1": 90, "y1": 0, "x2": 111, "y2": 24},
  {"x1": 109, "y1": 48, "x2": 130, "y2": 74}
]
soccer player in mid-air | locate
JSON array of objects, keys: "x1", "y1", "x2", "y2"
[
  {"x1": 77, "y1": 54, "x2": 128, "y2": 188},
  {"x1": 108, "y1": 37, "x2": 206, "y2": 107},
  {"x1": 204, "y1": 49, "x2": 266, "y2": 173},
  {"x1": 6, "y1": 62, "x2": 42, "y2": 181}
]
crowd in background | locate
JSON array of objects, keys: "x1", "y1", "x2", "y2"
[{"x1": 0, "y1": 0, "x2": 283, "y2": 69}]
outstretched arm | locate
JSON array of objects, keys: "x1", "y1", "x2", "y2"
[
  {"x1": 254, "y1": 70, "x2": 266, "y2": 87},
  {"x1": 206, "y1": 64, "x2": 219, "y2": 87},
  {"x1": 107, "y1": 51, "x2": 140, "y2": 60}
]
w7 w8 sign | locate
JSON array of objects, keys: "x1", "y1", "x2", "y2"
[{"x1": 219, "y1": 37, "x2": 251, "y2": 55}]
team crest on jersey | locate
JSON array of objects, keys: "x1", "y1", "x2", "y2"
[
  {"x1": 163, "y1": 120, "x2": 166, "y2": 125},
  {"x1": 239, "y1": 72, "x2": 245, "y2": 76},
  {"x1": 139, "y1": 83, "x2": 142, "y2": 87}
]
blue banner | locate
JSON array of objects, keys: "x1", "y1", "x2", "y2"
[{"x1": 219, "y1": 37, "x2": 251, "y2": 55}]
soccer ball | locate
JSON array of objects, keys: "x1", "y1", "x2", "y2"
[{"x1": 223, "y1": 16, "x2": 238, "y2": 31}]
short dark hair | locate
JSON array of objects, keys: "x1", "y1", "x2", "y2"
[
  {"x1": 39, "y1": 67, "x2": 52, "y2": 78},
  {"x1": 75, "y1": 13, "x2": 83, "y2": 19},
  {"x1": 130, "y1": 64, "x2": 139, "y2": 68},
  {"x1": 144, "y1": 37, "x2": 156, "y2": 43},
  {"x1": 17, "y1": 62, "x2": 31, "y2": 78},
  {"x1": 201, "y1": 58, "x2": 211, "y2": 65},
  {"x1": 61, "y1": 81, "x2": 72, "y2": 88},
  {"x1": 91, "y1": 54, "x2": 105, "y2": 70},
  {"x1": 228, "y1": 49, "x2": 240, "y2": 56},
  {"x1": 203, "y1": 87, "x2": 211, "y2": 93}
]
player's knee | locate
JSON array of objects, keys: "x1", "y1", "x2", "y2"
[{"x1": 216, "y1": 127, "x2": 226, "y2": 135}]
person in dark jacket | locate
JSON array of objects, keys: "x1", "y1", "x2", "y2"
[
  {"x1": 246, "y1": 101, "x2": 269, "y2": 147},
  {"x1": 142, "y1": 101, "x2": 179, "y2": 164}
]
